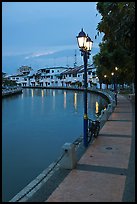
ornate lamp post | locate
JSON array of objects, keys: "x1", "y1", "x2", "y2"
[
  {"x1": 76, "y1": 28, "x2": 93, "y2": 147},
  {"x1": 104, "y1": 75, "x2": 108, "y2": 89}
]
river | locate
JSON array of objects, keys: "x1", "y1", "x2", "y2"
[{"x1": 2, "y1": 88, "x2": 108, "y2": 201}]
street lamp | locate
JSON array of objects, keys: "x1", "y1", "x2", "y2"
[
  {"x1": 115, "y1": 67, "x2": 118, "y2": 71},
  {"x1": 77, "y1": 28, "x2": 93, "y2": 147},
  {"x1": 111, "y1": 70, "x2": 117, "y2": 105},
  {"x1": 114, "y1": 67, "x2": 118, "y2": 105},
  {"x1": 111, "y1": 72, "x2": 115, "y2": 90}
]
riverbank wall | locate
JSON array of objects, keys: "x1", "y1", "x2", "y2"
[{"x1": 2, "y1": 87, "x2": 23, "y2": 97}]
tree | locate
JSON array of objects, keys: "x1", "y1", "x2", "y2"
[
  {"x1": 93, "y1": 2, "x2": 135, "y2": 92},
  {"x1": 17, "y1": 66, "x2": 32, "y2": 74}
]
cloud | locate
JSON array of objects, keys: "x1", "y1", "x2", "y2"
[
  {"x1": 24, "y1": 42, "x2": 99, "y2": 60},
  {"x1": 25, "y1": 51, "x2": 56, "y2": 59}
]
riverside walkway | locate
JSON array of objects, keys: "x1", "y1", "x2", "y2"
[{"x1": 46, "y1": 94, "x2": 135, "y2": 202}]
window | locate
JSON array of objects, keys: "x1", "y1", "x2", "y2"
[
  {"x1": 52, "y1": 70, "x2": 54, "y2": 73},
  {"x1": 73, "y1": 73, "x2": 77, "y2": 77},
  {"x1": 58, "y1": 76, "x2": 62, "y2": 79},
  {"x1": 92, "y1": 71, "x2": 96, "y2": 76}
]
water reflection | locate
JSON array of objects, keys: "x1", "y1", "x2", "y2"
[
  {"x1": 41, "y1": 90, "x2": 44, "y2": 112},
  {"x1": 52, "y1": 90, "x2": 56, "y2": 110},
  {"x1": 21, "y1": 91, "x2": 24, "y2": 99},
  {"x1": 31, "y1": 89, "x2": 34, "y2": 98},
  {"x1": 31, "y1": 90, "x2": 34, "y2": 112},
  {"x1": 64, "y1": 91, "x2": 67, "y2": 109},
  {"x1": 74, "y1": 92, "x2": 77, "y2": 111},
  {"x1": 88, "y1": 94, "x2": 108, "y2": 119},
  {"x1": 41, "y1": 89, "x2": 44, "y2": 98},
  {"x1": 95, "y1": 101, "x2": 99, "y2": 114},
  {"x1": 52, "y1": 90, "x2": 55, "y2": 97}
]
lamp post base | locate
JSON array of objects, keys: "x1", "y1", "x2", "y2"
[{"x1": 83, "y1": 114, "x2": 88, "y2": 147}]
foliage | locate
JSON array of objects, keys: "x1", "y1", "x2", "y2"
[
  {"x1": 93, "y1": 2, "x2": 135, "y2": 86},
  {"x1": 90, "y1": 82, "x2": 97, "y2": 86},
  {"x1": 17, "y1": 66, "x2": 32, "y2": 73},
  {"x1": 2, "y1": 78, "x2": 17, "y2": 86}
]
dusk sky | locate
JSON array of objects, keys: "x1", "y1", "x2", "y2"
[{"x1": 2, "y1": 2, "x2": 103, "y2": 74}]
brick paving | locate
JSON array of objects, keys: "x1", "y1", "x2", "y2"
[{"x1": 45, "y1": 94, "x2": 135, "y2": 202}]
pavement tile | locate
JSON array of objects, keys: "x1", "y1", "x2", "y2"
[
  {"x1": 79, "y1": 136, "x2": 131, "y2": 169},
  {"x1": 46, "y1": 170, "x2": 126, "y2": 202},
  {"x1": 100, "y1": 121, "x2": 132, "y2": 136},
  {"x1": 108, "y1": 112, "x2": 132, "y2": 121},
  {"x1": 114, "y1": 107, "x2": 132, "y2": 113}
]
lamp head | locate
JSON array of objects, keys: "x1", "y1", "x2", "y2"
[
  {"x1": 86, "y1": 35, "x2": 93, "y2": 51},
  {"x1": 76, "y1": 28, "x2": 87, "y2": 50}
]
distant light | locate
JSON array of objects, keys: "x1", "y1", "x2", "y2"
[{"x1": 115, "y1": 67, "x2": 118, "y2": 71}]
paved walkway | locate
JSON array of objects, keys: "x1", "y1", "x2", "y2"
[{"x1": 45, "y1": 94, "x2": 135, "y2": 202}]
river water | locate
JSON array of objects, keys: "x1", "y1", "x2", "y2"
[{"x1": 2, "y1": 88, "x2": 108, "y2": 201}]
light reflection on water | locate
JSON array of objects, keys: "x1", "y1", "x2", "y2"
[
  {"x1": 95, "y1": 101, "x2": 99, "y2": 114},
  {"x1": 2, "y1": 88, "x2": 108, "y2": 201}
]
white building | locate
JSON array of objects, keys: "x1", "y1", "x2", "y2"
[
  {"x1": 31, "y1": 66, "x2": 69, "y2": 87},
  {"x1": 60, "y1": 64, "x2": 98, "y2": 88},
  {"x1": 7, "y1": 66, "x2": 33, "y2": 86},
  {"x1": 7, "y1": 64, "x2": 100, "y2": 88}
]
